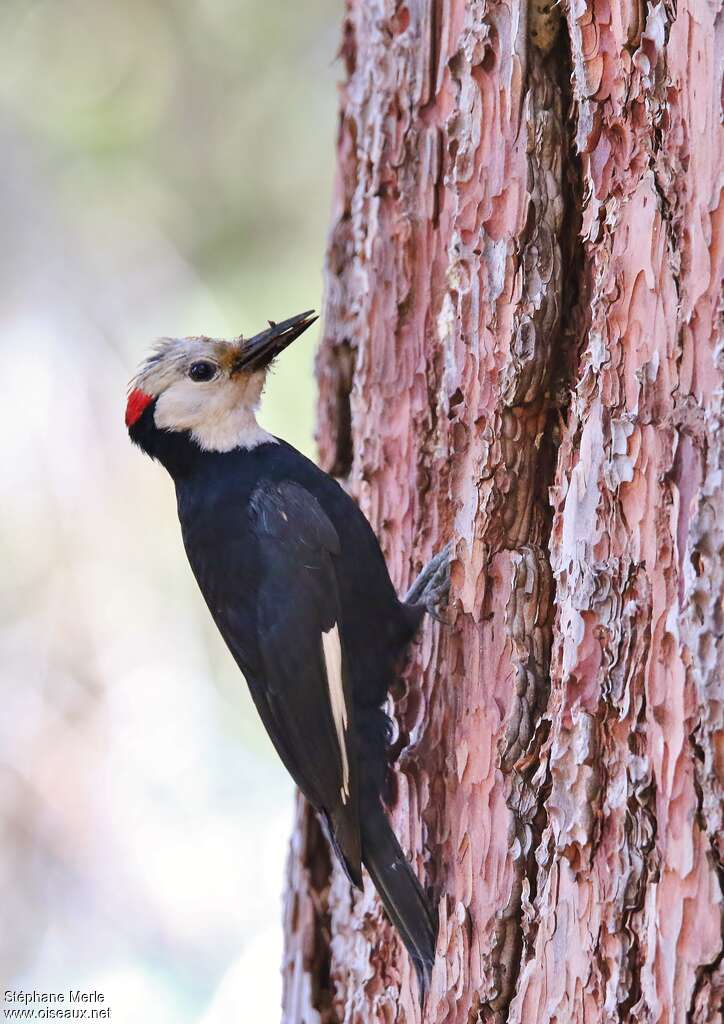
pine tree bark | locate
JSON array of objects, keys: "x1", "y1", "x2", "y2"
[{"x1": 281, "y1": 1, "x2": 723, "y2": 1021}]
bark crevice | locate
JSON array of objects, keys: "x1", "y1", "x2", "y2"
[{"x1": 487, "y1": 9, "x2": 586, "y2": 1019}]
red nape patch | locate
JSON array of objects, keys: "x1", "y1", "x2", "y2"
[{"x1": 125, "y1": 389, "x2": 154, "y2": 427}]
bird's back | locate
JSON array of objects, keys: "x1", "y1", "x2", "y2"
[{"x1": 174, "y1": 438, "x2": 419, "y2": 710}]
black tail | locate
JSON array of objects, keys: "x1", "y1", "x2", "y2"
[{"x1": 360, "y1": 791, "x2": 437, "y2": 1002}]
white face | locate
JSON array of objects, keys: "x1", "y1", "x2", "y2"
[{"x1": 132, "y1": 337, "x2": 275, "y2": 452}]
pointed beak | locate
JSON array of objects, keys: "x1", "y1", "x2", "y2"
[{"x1": 232, "y1": 309, "x2": 318, "y2": 374}]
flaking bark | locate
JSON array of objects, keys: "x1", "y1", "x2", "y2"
[{"x1": 281, "y1": 1, "x2": 723, "y2": 1021}]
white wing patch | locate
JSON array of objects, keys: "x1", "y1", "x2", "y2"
[{"x1": 321, "y1": 622, "x2": 350, "y2": 804}]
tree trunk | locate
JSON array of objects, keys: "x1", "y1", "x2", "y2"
[{"x1": 281, "y1": 0, "x2": 723, "y2": 1021}]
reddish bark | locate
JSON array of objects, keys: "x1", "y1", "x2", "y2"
[{"x1": 282, "y1": 1, "x2": 723, "y2": 1021}]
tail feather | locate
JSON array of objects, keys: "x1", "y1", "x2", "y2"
[
  {"x1": 321, "y1": 809, "x2": 363, "y2": 889},
  {"x1": 360, "y1": 792, "x2": 437, "y2": 1002}
]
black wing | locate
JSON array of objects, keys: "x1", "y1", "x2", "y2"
[{"x1": 248, "y1": 479, "x2": 361, "y2": 885}]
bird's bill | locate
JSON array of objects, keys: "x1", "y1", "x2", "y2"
[{"x1": 232, "y1": 310, "x2": 318, "y2": 373}]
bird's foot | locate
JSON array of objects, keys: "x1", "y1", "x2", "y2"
[{"x1": 404, "y1": 542, "x2": 452, "y2": 622}]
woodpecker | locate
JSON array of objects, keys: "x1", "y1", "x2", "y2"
[{"x1": 126, "y1": 310, "x2": 450, "y2": 997}]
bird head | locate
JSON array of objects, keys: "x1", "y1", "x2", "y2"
[{"x1": 125, "y1": 310, "x2": 317, "y2": 454}]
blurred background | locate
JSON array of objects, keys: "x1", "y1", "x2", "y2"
[{"x1": 0, "y1": 1, "x2": 340, "y2": 1020}]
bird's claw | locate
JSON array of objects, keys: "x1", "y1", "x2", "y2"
[
  {"x1": 404, "y1": 541, "x2": 452, "y2": 621},
  {"x1": 425, "y1": 601, "x2": 450, "y2": 625}
]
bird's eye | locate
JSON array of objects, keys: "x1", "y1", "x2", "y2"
[{"x1": 188, "y1": 361, "x2": 218, "y2": 383}]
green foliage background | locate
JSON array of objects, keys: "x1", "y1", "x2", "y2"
[
  {"x1": 0, "y1": 2, "x2": 340, "y2": 1021},
  {"x1": 0, "y1": 0, "x2": 341, "y2": 442}
]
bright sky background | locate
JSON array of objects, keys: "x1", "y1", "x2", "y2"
[{"x1": 0, "y1": 2, "x2": 340, "y2": 1021}]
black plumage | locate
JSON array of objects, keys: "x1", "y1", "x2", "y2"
[{"x1": 128, "y1": 338, "x2": 440, "y2": 996}]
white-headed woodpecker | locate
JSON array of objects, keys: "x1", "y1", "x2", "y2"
[{"x1": 126, "y1": 311, "x2": 450, "y2": 997}]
